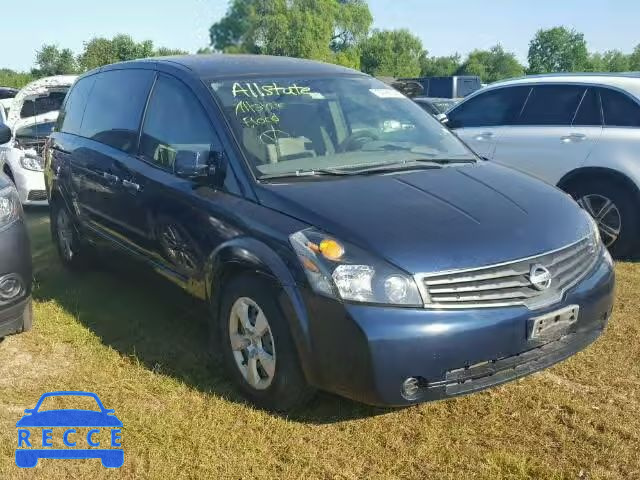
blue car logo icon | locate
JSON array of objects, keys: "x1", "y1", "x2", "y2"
[{"x1": 15, "y1": 391, "x2": 123, "y2": 468}]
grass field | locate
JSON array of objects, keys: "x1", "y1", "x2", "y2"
[{"x1": 1, "y1": 208, "x2": 639, "y2": 479}]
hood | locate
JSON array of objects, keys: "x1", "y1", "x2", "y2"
[
  {"x1": 6, "y1": 75, "x2": 76, "y2": 127},
  {"x1": 13, "y1": 111, "x2": 59, "y2": 132},
  {"x1": 256, "y1": 162, "x2": 591, "y2": 274}
]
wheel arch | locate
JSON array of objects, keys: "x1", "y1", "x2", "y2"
[
  {"x1": 204, "y1": 237, "x2": 317, "y2": 383},
  {"x1": 557, "y1": 167, "x2": 640, "y2": 202}
]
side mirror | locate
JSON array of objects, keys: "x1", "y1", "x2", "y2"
[
  {"x1": 174, "y1": 149, "x2": 226, "y2": 185},
  {"x1": 0, "y1": 124, "x2": 11, "y2": 144}
]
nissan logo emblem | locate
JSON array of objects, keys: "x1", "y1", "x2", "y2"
[{"x1": 529, "y1": 264, "x2": 552, "y2": 290}]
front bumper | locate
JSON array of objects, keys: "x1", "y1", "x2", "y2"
[
  {"x1": 13, "y1": 166, "x2": 47, "y2": 206},
  {"x1": 300, "y1": 252, "x2": 615, "y2": 406},
  {"x1": 0, "y1": 297, "x2": 32, "y2": 337},
  {"x1": 0, "y1": 218, "x2": 33, "y2": 338}
]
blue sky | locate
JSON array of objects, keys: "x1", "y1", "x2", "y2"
[{"x1": 2, "y1": 0, "x2": 639, "y2": 71}]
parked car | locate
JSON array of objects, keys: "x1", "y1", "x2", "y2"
[
  {"x1": 46, "y1": 55, "x2": 614, "y2": 411},
  {"x1": 413, "y1": 97, "x2": 458, "y2": 121},
  {"x1": 446, "y1": 73, "x2": 640, "y2": 257},
  {"x1": 0, "y1": 124, "x2": 32, "y2": 341},
  {"x1": 0, "y1": 76, "x2": 77, "y2": 206},
  {"x1": 0, "y1": 87, "x2": 18, "y2": 100},
  {"x1": 399, "y1": 75, "x2": 482, "y2": 99}
]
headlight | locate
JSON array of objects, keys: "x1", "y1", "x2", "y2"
[
  {"x1": 0, "y1": 186, "x2": 21, "y2": 230},
  {"x1": 289, "y1": 228, "x2": 423, "y2": 306},
  {"x1": 20, "y1": 152, "x2": 44, "y2": 172},
  {"x1": 583, "y1": 208, "x2": 602, "y2": 247}
]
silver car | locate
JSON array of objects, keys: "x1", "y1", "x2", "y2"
[{"x1": 446, "y1": 73, "x2": 640, "y2": 257}]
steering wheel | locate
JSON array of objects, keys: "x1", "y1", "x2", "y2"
[{"x1": 338, "y1": 130, "x2": 380, "y2": 152}]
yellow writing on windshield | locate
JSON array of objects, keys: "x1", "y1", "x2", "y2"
[{"x1": 232, "y1": 82, "x2": 312, "y2": 98}]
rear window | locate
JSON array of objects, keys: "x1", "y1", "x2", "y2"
[
  {"x1": 600, "y1": 88, "x2": 640, "y2": 127},
  {"x1": 19, "y1": 91, "x2": 68, "y2": 119},
  {"x1": 79, "y1": 69, "x2": 154, "y2": 153}
]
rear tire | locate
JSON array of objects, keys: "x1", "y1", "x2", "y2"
[
  {"x1": 50, "y1": 199, "x2": 95, "y2": 270},
  {"x1": 218, "y1": 274, "x2": 315, "y2": 411},
  {"x1": 566, "y1": 179, "x2": 640, "y2": 258}
]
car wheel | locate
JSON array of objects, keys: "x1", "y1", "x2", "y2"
[
  {"x1": 219, "y1": 274, "x2": 315, "y2": 411},
  {"x1": 50, "y1": 200, "x2": 94, "y2": 270},
  {"x1": 567, "y1": 180, "x2": 640, "y2": 258}
]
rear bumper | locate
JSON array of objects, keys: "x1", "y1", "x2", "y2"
[{"x1": 300, "y1": 251, "x2": 615, "y2": 406}]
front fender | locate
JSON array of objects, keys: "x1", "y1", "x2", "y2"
[{"x1": 204, "y1": 237, "x2": 318, "y2": 384}]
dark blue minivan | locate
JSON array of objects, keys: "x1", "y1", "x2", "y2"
[{"x1": 45, "y1": 55, "x2": 615, "y2": 411}]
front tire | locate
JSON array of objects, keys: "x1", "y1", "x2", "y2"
[
  {"x1": 219, "y1": 275, "x2": 315, "y2": 411},
  {"x1": 50, "y1": 200, "x2": 94, "y2": 270},
  {"x1": 567, "y1": 179, "x2": 640, "y2": 258}
]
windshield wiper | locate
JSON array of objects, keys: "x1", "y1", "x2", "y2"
[{"x1": 259, "y1": 169, "x2": 354, "y2": 180}]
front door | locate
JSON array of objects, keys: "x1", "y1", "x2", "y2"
[
  {"x1": 117, "y1": 73, "x2": 231, "y2": 283},
  {"x1": 447, "y1": 85, "x2": 531, "y2": 159}
]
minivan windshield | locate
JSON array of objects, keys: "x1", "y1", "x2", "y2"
[{"x1": 210, "y1": 76, "x2": 474, "y2": 179}]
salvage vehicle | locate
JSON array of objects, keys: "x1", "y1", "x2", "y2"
[
  {"x1": 446, "y1": 73, "x2": 640, "y2": 257},
  {"x1": 0, "y1": 124, "x2": 33, "y2": 341},
  {"x1": 0, "y1": 76, "x2": 76, "y2": 205},
  {"x1": 46, "y1": 56, "x2": 614, "y2": 411}
]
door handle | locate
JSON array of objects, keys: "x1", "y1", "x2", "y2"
[
  {"x1": 561, "y1": 133, "x2": 586, "y2": 143},
  {"x1": 103, "y1": 172, "x2": 119, "y2": 183},
  {"x1": 474, "y1": 131, "x2": 494, "y2": 141},
  {"x1": 122, "y1": 179, "x2": 141, "y2": 192}
]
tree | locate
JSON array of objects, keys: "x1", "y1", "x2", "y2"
[
  {"x1": 78, "y1": 35, "x2": 188, "y2": 71},
  {"x1": 628, "y1": 44, "x2": 640, "y2": 70},
  {"x1": 359, "y1": 29, "x2": 425, "y2": 77},
  {"x1": 208, "y1": 0, "x2": 372, "y2": 68},
  {"x1": 527, "y1": 27, "x2": 589, "y2": 73},
  {"x1": 602, "y1": 50, "x2": 630, "y2": 72},
  {"x1": 420, "y1": 54, "x2": 461, "y2": 77},
  {"x1": 196, "y1": 47, "x2": 213, "y2": 55},
  {"x1": 31, "y1": 45, "x2": 78, "y2": 76},
  {"x1": 457, "y1": 45, "x2": 524, "y2": 83}
]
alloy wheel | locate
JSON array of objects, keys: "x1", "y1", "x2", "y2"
[
  {"x1": 228, "y1": 297, "x2": 276, "y2": 390},
  {"x1": 578, "y1": 194, "x2": 621, "y2": 247},
  {"x1": 56, "y1": 208, "x2": 74, "y2": 261}
]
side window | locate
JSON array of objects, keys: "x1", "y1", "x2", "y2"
[
  {"x1": 447, "y1": 87, "x2": 530, "y2": 128},
  {"x1": 80, "y1": 69, "x2": 155, "y2": 153},
  {"x1": 59, "y1": 76, "x2": 96, "y2": 135},
  {"x1": 139, "y1": 74, "x2": 218, "y2": 172},
  {"x1": 600, "y1": 88, "x2": 640, "y2": 127},
  {"x1": 517, "y1": 85, "x2": 585, "y2": 126},
  {"x1": 572, "y1": 88, "x2": 602, "y2": 126}
]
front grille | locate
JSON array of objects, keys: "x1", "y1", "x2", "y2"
[
  {"x1": 27, "y1": 190, "x2": 47, "y2": 201},
  {"x1": 416, "y1": 235, "x2": 600, "y2": 309}
]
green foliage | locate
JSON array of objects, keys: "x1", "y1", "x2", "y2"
[
  {"x1": 458, "y1": 45, "x2": 524, "y2": 83},
  {"x1": 32, "y1": 45, "x2": 78, "y2": 76},
  {"x1": 528, "y1": 27, "x2": 589, "y2": 74},
  {"x1": 209, "y1": 0, "x2": 371, "y2": 68},
  {"x1": 629, "y1": 44, "x2": 640, "y2": 70},
  {"x1": 0, "y1": 69, "x2": 34, "y2": 89},
  {"x1": 360, "y1": 29, "x2": 425, "y2": 77},
  {"x1": 78, "y1": 35, "x2": 189, "y2": 71},
  {"x1": 420, "y1": 54, "x2": 461, "y2": 77}
]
